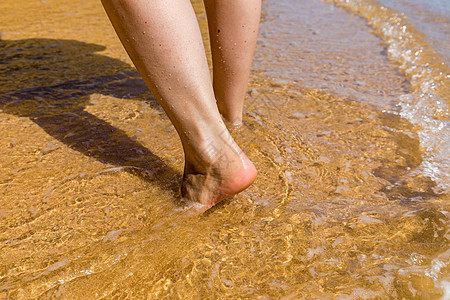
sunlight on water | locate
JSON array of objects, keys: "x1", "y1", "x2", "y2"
[
  {"x1": 328, "y1": 0, "x2": 450, "y2": 194},
  {"x1": 0, "y1": 0, "x2": 448, "y2": 298}
]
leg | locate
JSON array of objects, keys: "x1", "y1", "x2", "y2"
[
  {"x1": 204, "y1": 0, "x2": 261, "y2": 126},
  {"x1": 101, "y1": 0, "x2": 256, "y2": 211}
]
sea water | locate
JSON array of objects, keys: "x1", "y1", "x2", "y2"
[{"x1": 0, "y1": 0, "x2": 448, "y2": 298}]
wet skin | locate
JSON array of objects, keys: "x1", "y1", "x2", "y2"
[{"x1": 101, "y1": 0, "x2": 261, "y2": 210}]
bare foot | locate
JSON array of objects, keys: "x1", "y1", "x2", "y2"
[{"x1": 181, "y1": 131, "x2": 257, "y2": 213}]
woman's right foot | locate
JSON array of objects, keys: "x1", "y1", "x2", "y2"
[{"x1": 181, "y1": 129, "x2": 257, "y2": 213}]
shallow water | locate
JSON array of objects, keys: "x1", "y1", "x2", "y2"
[
  {"x1": 0, "y1": 0, "x2": 449, "y2": 298},
  {"x1": 377, "y1": 0, "x2": 450, "y2": 62}
]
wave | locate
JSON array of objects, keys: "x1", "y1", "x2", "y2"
[{"x1": 326, "y1": 0, "x2": 449, "y2": 193}]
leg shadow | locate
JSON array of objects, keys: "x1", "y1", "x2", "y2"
[{"x1": 0, "y1": 37, "x2": 181, "y2": 196}]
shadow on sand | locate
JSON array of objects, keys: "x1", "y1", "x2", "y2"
[{"x1": 0, "y1": 38, "x2": 181, "y2": 197}]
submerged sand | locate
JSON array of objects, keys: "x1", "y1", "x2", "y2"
[{"x1": 0, "y1": 0, "x2": 448, "y2": 298}]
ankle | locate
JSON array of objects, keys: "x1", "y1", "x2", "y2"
[
  {"x1": 216, "y1": 102, "x2": 243, "y2": 127},
  {"x1": 184, "y1": 128, "x2": 242, "y2": 171},
  {"x1": 220, "y1": 113, "x2": 243, "y2": 128}
]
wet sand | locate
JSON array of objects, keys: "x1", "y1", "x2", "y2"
[{"x1": 0, "y1": 0, "x2": 448, "y2": 298}]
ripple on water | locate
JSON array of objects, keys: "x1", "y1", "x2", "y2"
[{"x1": 0, "y1": 0, "x2": 448, "y2": 298}]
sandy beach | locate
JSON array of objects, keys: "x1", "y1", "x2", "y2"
[{"x1": 0, "y1": 0, "x2": 448, "y2": 298}]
